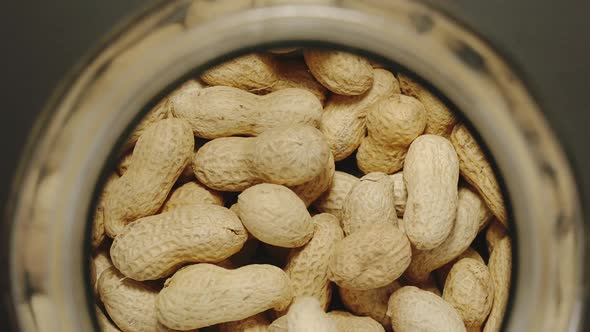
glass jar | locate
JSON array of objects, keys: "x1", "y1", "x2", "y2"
[{"x1": 6, "y1": 0, "x2": 585, "y2": 331}]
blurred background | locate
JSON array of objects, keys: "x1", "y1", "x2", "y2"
[{"x1": 1, "y1": 0, "x2": 589, "y2": 330}]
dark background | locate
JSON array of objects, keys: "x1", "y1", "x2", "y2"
[{"x1": 1, "y1": 0, "x2": 588, "y2": 329}]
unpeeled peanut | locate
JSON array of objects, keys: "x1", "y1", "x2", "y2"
[
  {"x1": 443, "y1": 258, "x2": 494, "y2": 328},
  {"x1": 290, "y1": 153, "x2": 335, "y2": 207},
  {"x1": 92, "y1": 173, "x2": 119, "y2": 249},
  {"x1": 329, "y1": 223, "x2": 411, "y2": 290},
  {"x1": 339, "y1": 281, "x2": 402, "y2": 329},
  {"x1": 304, "y1": 49, "x2": 374, "y2": 96},
  {"x1": 92, "y1": 245, "x2": 113, "y2": 295},
  {"x1": 236, "y1": 184, "x2": 314, "y2": 248},
  {"x1": 96, "y1": 305, "x2": 122, "y2": 332},
  {"x1": 104, "y1": 118, "x2": 194, "y2": 237},
  {"x1": 320, "y1": 69, "x2": 399, "y2": 161},
  {"x1": 193, "y1": 124, "x2": 331, "y2": 191},
  {"x1": 313, "y1": 171, "x2": 359, "y2": 219},
  {"x1": 341, "y1": 172, "x2": 397, "y2": 235},
  {"x1": 436, "y1": 247, "x2": 484, "y2": 286},
  {"x1": 172, "y1": 86, "x2": 322, "y2": 138},
  {"x1": 357, "y1": 94, "x2": 427, "y2": 174},
  {"x1": 110, "y1": 204, "x2": 247, "y2": 280},
  {"x1": 156, "y1": 264, "x2": 293, "y2": 330},
  {"x1": 218, "y1": 313, "x2": 270, "y2": 332},
  {"x1": 269, "y1": 296, "x2": 337, "y2": 332},
  {"x1": 161, "y1": 181, "x2": 224, "y2": 212},
  {"x1": 387, "y1": 286, "x2": 466, "y2": 332},
  {"x1": 451, "y1": 124, "x2": 508, "y2": 227},
  {"x1": 404, "y1": 273, "x2": 442, "y2": 296},
  {"x1": 403, "y1": 134, "x2": 459, "y2": 250},
  {"x1": 327, "y1": 311, "x2": 385, "y2": 332},
  {"x1": 390, "y1": 171, "x2": 407, "y2": 217},
  {"x1": 483, "y1": 222, "x2": 512, "y2": 332}
]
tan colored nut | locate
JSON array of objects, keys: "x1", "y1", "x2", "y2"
[
  {"x1": 118, "y1": 150, "x2": 194, "y2": 182},
  {"x1": 92, "y1": 173, "x2": 119, "y2": 249},
  {"x1": 443, "y1": 258, "x2": 494, "y2": 327},
  {"x1": 111, "y1": 204, "x2": 247, "y2": 281},
  {"x1": 436, "y1": 247, "x2": 484, "y2": 286},
  {"x1": 172, "y1": 86, "x2": 323, "y2": 139},
  {"x1": 403, "y1": 134, "x2": 459, "y2": 250},
  {"x1": 92, "y1": 245, "x2": 114, "y2": 295},
  {"x1": 313, "y1": 171, "x2": 359, "y2": 220},
  {"x1": 236, "y1": 184, "x2": 314, "y2": 248},
  {"x1": 483, "y1": 225, "x2": 512, "y2": 332},
  {"x1": 387, "y1": 286, "x2": 466, "y2": 332},
  {"x1": 281, "y1": 214, "x2": 344, "y2": 312},
  {"x1": 98, "y1": 267, "x2": 182, "y2": 332},
  {"x1": 290, "y1": 153, "x2": 335, "y2": 207},
  {"x1": 161, "y1": 181, "x2": 224, "y2": 212},
  {"x1": 398, "y1": 73, "x2": 457, "y2": 137},
  {"x1": 327, "y1": 311, "x2": 385, "y2": 332},
  {"x1": 320, "y1": 69, "x2": 399, "y2": 161},
  {"x1": 303, "y1": 49, "x2": 374, "y2": 96},
  {"x1": 270, "y1": 296, "x2": 337, "y2": 332},
  {"x1": 201, "y1": 53, "x2": 327, "y2": 103},
  {"x1": 218, "y1": 313, "x2": 270, "y2": 332},
  {"x1": 485, "y1": 220, "x2": 507, "y2": 253},
  {"x1": 194, "y1": 125, "x2": 330, "y2": 191},
  {"x1": 339, "y1": 281, "x2": 402, "y2": 329},
  {"x1": 341, "y1": 172, "x2": 398, "y2": 235},
  {"x1": 357, "y1": 94, "x2": 427, "y2": 174},
  {"x1": 156, "y1": 264, "x2": 293, "y2": 330},
  {"x1": 403, "y1": 273, "x2": 442, "y2": 296},
  {"x1": 96, "y1": 305, "x2": 122, "y2": 332},
  {"x1": 451, "y1": 124, "x2": 507, "y2": 227},
  {"x1": 104, "y1": 118, "x2": 194, "y2": 237},
  {"x1": 329, "y1": 223, "x2": 411, "y2": 290},
  {"x1": 404, "y1": 186, "x2": 491, "y2": 282},
  {"x1": 390, "y1": 172, "x2": 407, "y2": 217}
]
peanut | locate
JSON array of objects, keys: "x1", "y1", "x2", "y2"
[
  {"x1": 390, "y1": 171, "x2": 407, "y2": 217},
  {"x1": 280, "y1": 213, "x2": 344, "y2": 312},
  {"x1": 201, "y1": 53, "x2": 327, "y2": 103},
  {"x1": 320, "y1": 69, "x2": 399, "y2": 161},
  {"x1": 387, "y1": 286, "x2": 466, "y2": 332},
  {"x1": 443, "y1": 258, "x2": 494, "y2": 328},
  {"x1": 269, "y1": 296, "x2": 337, "y2": 332},
  {"x1": 450, "y1": 124, "x2": 507, "y2": 227},
  {"x1": 398, "y1": 73, "x2": 457, "y2": 137},
  {"x1": 357, "y1": 94, "x2": 427, "y2": 174},
  {"x1": 341, "y1": 172, "x2": 398, "y2": 235},
  {"x1": 172, "y1": 86, "x2": 322, "y2": 138},
  {"x1": 329, "y1": 223, "x2": 411, "y2": 290},
  {"x1": 161, "y1": 181, "x2": 224, "y2": 212},
  {"x1": 236, "y1": 184, "x2": 314, "y2": 248},
  {"x1": 403, "y1": 273, "x2": 442, "y2": 296},
  {"x1": 118, "y1": 149, "x2": 195, "y2": 182},
  {"x1": 218, "y1": 313, "x2": 270, "y2": 332},
  {"x1": 156, "y1": 264, "x2": 293, "y2": 330},
  {"x1": 339, "y1": 281, "x2": 402, "y2": 329},
  {"x1": 303, "y1": 49, "x2": 374, "y2": 96},
  {"x1": 92, "y1": 245, "x2": 114, "y2": 295},
  {"x1": 96, "y1": 305, "x2": 122, "y2": 332},
  {"x1": 404, "y1": 186, "x2": 491, "y2": 282},
  {"x1": 92, "y1": 173, "x2": 119, "y2": 249},
  {"x1": 313, "y1": 171, "x2": 359, "y2": 219},
  {"x1": 483, "y1": 223, "x2": 512, "y2": 332},
  {"x1": 403, "y1": 134, "x2": 459, "y2": 250},
  {"x1": 290, "y1": 153, "x2": 335, "y2": 207},
  {"x1": 193, "y1": 124, "x2": 331, "y2": 191},
  {"x1": 327, "y1": 311, "x2": 385, "y2": 332},
  {"x1": 436, "y1": 247, "x2": 484, "y2": 286},
  {"x1": 110, "y1": 204, "x2": 247, "y2": 281},
  {"x1": 104, "y1": 118, "x2": 194, "y2": 237}
]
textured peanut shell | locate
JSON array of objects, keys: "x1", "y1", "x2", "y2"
[
  {"x1": 281, "y1": 296, "x2": 337, "y2": 332},
  {"x1": 404, "y1": 186, "x2": 491, "y2": 282},
  {"x1": 98, "y1": 268, "x2": 182, "y2": 332},
  {"x1": 289, "y1": 153, "x2": 335, "y2": 207},
  {"x1": 483, "y1": 228, "x2": 512, "y2": 332},
  {"x1": 387, "y1": 286, "x2": 466, "y2": 332},
  {"x1": 320, "y1": 69, "x2": 400, "y2": 161},
  {"x1": 304, "y1": 49, "x2": 374, "y2": 96},
  {"x1": 111, "y1": 204, "x2": 247, "y2": 280},
  {"x1": 403, "y1": 273, "x2": 442, "y2": 296},
  {"x1": 313, "y1": 171, "x2": 359, "y2": 219},
  {"x1": 357, "y1": 94, "x2": 427, "y2": 174},
  {"x1": 96, "y1": 305, "x2": 122, "y2": 332},
  {"x1": 327, "y1": 311, "x2": 385, "y2": 332},
  {"x1": 172, "y1": 86, "x2": 322, "y2": 138},
  {"x1": 218, "y1": 313, "x2": 270, "y2": 332},
  {"x1": 341, "y1": 172, "x2": 398, "y2": 235},
  {"x1": 329, "y1": 223, "x2": 411, "y2": 290},
  {"x1": 339, "y1": 281, "x2": 402, "y2": 329},
  {"x1": 156, "y1": 264, "x2": 293, "y2": 330},
  {"x1": 443, "y1": 258, "x2": 494, "y2": 327},
  {"x1": 193, "y1": 125, "x2": 330, "y2": 191},
  {"x1": 390, "y1": 172, "x2": 407, "y2": 217},
  {"x1": 436, "y1": 247, "x2": 484, "y2": 287},
  {"x1": 451, "y1": 124, "x2": 507, "y2": 227},
  {"x1": 104, "y1": 119, "x2": 194, "y2": 237},
  {"x1": 201, "y1": 53, "x2": 327, "y2": 103},
  {"x1": 92, "y1": 245, "x2": 114, "y2": 295},
  {"x1": 237, "y1": 184, "x2": 314, "y2": 248},
  {"x1": 280, "y1": 214, "x2": 344, "y2": 312},
  {"x1": 398, "y1": 73, "x2": 457, "y2": 137},
  {"x1": 118, "y1": 150, "x2": 194, "y2": 182},
  {"x1": 403, "y1": 134, "x2": 459, "y2": 250},
  {"x1": 92, "y1": 173, "x2": 119, "y2": 249},
  {"x1": 161, "y1": 181, "x2": 224, "y2": 212}
]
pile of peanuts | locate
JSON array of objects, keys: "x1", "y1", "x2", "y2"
[{"x1": 91, "y1": 48, "x2": 512, "y2": 332}]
